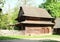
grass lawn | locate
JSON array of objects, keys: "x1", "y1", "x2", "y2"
[{"x1": 0, "y1": 35, "x2": 60, "y2": 40}]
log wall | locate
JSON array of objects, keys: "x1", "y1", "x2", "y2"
[{"x1": 25, "y1": 26, "x2": 52, "y2": 35}]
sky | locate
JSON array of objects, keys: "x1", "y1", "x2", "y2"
[{"x1": 2, "y1": 0, "x2": 45, "y2": 14}]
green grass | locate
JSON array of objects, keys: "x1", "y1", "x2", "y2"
[
  {"x1": 0, "y1": 36, "x2": 19, "y2": 40},
  {"x1": 0, "y1": 35, "x2": 60, "y2": 40},
  {"x1": 12, "y1": 35, "x2": 60, "y2": 38}
]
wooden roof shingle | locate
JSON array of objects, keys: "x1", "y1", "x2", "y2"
[
  {"x1": 20, "y1": 6, "x2": 53, "y2": 18},
  {"x1": 54, "y1": 18, "x2": 60, "y2": 28}
]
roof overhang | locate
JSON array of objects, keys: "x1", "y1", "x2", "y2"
[{"x1": 20, "y1": 21, "x2": 54, "y2": 25}]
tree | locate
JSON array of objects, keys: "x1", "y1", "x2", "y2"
[
  {"x1": 21, "y1": 0, "x2": 31, "y2": 5},
  {"x1": 0, "y1": 0, "x2": 9, "y2": 29},
  {"x1": 1, "y1": 14, "x2": 9, "y2": 29},
  {"x1": 39, "y1": 0, "x2": 60, "y2": 18},
  {"x1": 0, "y1": 8, "x2": 2, "y2": 29},
  {"x1": 0, "y1": 0, "x2": 5, "y2": 7},
  {"x1": 0, "y1": 9, "x2": 9, "y2": 29}
]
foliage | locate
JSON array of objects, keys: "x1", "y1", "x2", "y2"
[
  {"x1": 39, "y1": 0, "x2": 60, "y2": 18},
  {"x1": 0, "y1": 10, "x2": 2, "y2": 29},
  {"x1": 0, "y1": 0, "x2": 5, "y2": 7},
  {"x1": 0, "y1": 0, "x2": 19, "y2": 30},
  {"x1": 0, "y1": 0, "x2": 8, "y2": 29},
  {"x1": 0, "y1": 13, "x2": 10, "y2": 29},
  {"x1": 6, "y1": 7, "x2": 19, "y2": 30},
  {"x1": 11, "y1": 7, "x2": 19, "y2": 24}
]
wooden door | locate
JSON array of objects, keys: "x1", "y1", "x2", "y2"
[
  {"x1": 41, "y1": 27, "x2": 49, "y2": 34},
  {"x1": 44, "y1": 28, "x2": 49, "y2": 33}
]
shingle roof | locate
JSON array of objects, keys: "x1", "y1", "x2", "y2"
[
  {"x1": 21, "y1": 20, "x2": 54, "y2": 25},
  {"x1": 54, "y1": 18, "x2": 60, "y2": 28},
  {"x1": 21, "y1": 6, "x2": 53, "y2": 18}
]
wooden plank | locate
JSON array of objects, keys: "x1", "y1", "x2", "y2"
[{"x1": 25, "y1": 27, "x2": 51, "y2": 35}]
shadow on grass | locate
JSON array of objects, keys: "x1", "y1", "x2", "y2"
[
  {"x1": 0, "y1": 36, "x2": 19, "y2": 40},
  {"x1": 0, "y1": 36, "x2": 59, "y2": 42},
  {"x1": 0, "y1": 38, "x2": 59, "y2": 42},
  {"x1": 53, "y1": 33, "x2": 60, "y2": 35}
]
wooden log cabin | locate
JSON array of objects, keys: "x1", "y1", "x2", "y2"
[
  {"x1": 53, "y1": 18, "x2": 60, "y2": 34},
  {"x1": 15, "y1": 6, "x2": 55, "y2": 35}
]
